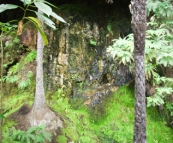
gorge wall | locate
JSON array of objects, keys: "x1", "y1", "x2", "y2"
[
  {"x1": 42, "y1": 2, "x2": 132, "y2": 104},
  {"x1": 2, "y1": 0, "x2": 132, "y2": 105}
]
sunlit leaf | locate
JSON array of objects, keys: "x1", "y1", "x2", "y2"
[
  {"x1": 34, "y1": 2, "x2": 52, "y2": 16},
  {"x1": 26, "y1": 16, "x2": 48, "y2": 45},
  {"x1": 20, "y1": 0, "x2": 32, "y2": 6},
  {"x1": 35, "y1": 11, "x2": 56, "y2": 29},
  {"x1": 26, "y1": 16, "x2": 42, "y2": 27},
  {"x1": 0, "y1": 4, "x2": 18, "y2": 13},
  {"x1": 51, "y1": 12, "x2": 66, "y2": 23}
]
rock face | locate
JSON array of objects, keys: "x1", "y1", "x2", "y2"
[
  {"x1": 2, "y1": 2, "x2": 132, "y2": 105},
  {"x1": 20, "y1": 21, "x2": 37, "y2": 51},
  {"x1": 42, "y1": 3, "x2": 132, "y2": 105}
]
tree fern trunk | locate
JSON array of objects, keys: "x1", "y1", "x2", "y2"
[
  {"x1": 33, "y1": 11, "x2": 46, "y2": 109},
  {"x1": 131, "y1": 0, "x2": 147, "y2": 142}
]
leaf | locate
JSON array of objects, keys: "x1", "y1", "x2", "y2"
[
  {"x1": 34, "y1": 2, "x2": 52, "y2": 16},
  {"x1": 26, "y1": 17, "x2": 48, "y2": 45},
  {"x1": 42, "y1": 131, "x2": 52, "y2": 142},
  {"x1": 27, "y1": 71, "x2": 33, "y2": 78},
  {"x1": 28, "y1": 134, "x2": 35, "y2": 141},
  {"x1": 8, "y1": 75, "x2": 18, "y2": 83},
  {"x1": 24, "y1": 50, "x2": 37, "y2": 63},
  {"x1": 39, "y1": 124, "x2": 46, "y2": 130},
  {"x1": 107, "y1": 23, "x2": 111, "y2": 32},
  {"x1": 20, "y1": 0, "x2": 32, "y2": 6},
  {"x1": 43, "y1": 0, "x2": 57, "y2": 8},
  {"x1": 35, "y1": 135, "x2": 44, "y2": 142},
  {"x1": 0, "y1": 4, "x2": 18, "y2": 13},
  {"x1": 27, "y1": 17, "x2": 42, "y2": 27},
  {"x1": 147, "y1": 0, "x2": 161, "y2": 16},
  {"x1": 35, "y1": 11, "x2": 56, "y2": 29},
  {"x1": 90, "y1": 39, "x2": 97, "y2": 46},
  {"x1": 18, "y1": 80, "x2": 28, "y2": 89},
  {"x1": 27, "y1": 126, "x2": 39, "y2": 134},
  {"x1": 37, "y1": 26, "x2": 48, "y2": 45},
  {"x1": 51, "y1": 12, "x2": 66, "y2": 23},
  {"x1": 0, "y1": 114, "x2": 4, "y2": 119}
]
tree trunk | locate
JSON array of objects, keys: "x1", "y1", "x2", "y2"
[
  {"x1": 24, "y1": 10, "x2": 63, "y2": 134},
  {"x1": 131, "y1": 0, "x2": 147, "y2": 143},
  {"x1": 0, "y1": 33, "x2": 3, "y2": 143},
  {"x1": 32, "y1": 17, "x2": 46, "y2": 110}
]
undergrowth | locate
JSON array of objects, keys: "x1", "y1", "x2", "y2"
[
  {"x1": 47, "y1": 85, "x2": 173, "y2": 143},
  {"x1": 2, "y1": 85, "x2": 173, "y2": 143}
]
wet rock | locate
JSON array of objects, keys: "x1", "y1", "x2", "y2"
[
  {"x1": 42, "y1": 3, "x2": 132, "y2": 104},
  {"x1": 20, "y1": 21, "x2": 37, "y2": 50},
  {"x1": 75, "y1": 83, "x2": 118, "y2": 106}
]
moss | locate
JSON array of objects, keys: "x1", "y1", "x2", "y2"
[
  {"x1": 48, "y1": 85, "x2": 173, "y2": 142},
  {"x1": 56, "y1": 135, "x2": 67, "y2": 143},
  {"x1": 3, "y1": 85, "x2": 173, "y2": 142},
  {"x1": 147, "y1": 107, "x2": 173, "y2": 143}
]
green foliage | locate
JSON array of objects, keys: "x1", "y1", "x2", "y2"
[
  {"x1": 3, "y1": 95, "x2": 32, "y2": 117},
  {"x1": 18, "y1": 71, "x2": 33, "y2": 89},
  {"x1": 0, "y1": 21, "x2": 17, "y2": 33},
  {"x1": 107, "y1": 22, "x2": 113, "y2": 35},
  {"x1": 45, "y1": 86, "x2": 173, "y2": 142},
  {"x1": 3, "y1": 124, "x2": 51, "y2": 143},
  {"x1": 2, "y1": 49, "x2": 36, "y2": 89},
  {"x1": 2, "y1": 85, "x2": 173, "y2": 142},
  {"x1": 0, "y1": 114, "x2": 4, "y2": 120},
  {"x1": 90, "y1": 39, "x2": 97, "y2": 46},
  {"x1": 107, "y1": 23, "x2": 111, "y2": 32},
  {"x1": 166, "y1": 102, "x2": 173, "y2": 116},
  {"x1": 56, "y1": 135, "x2": 67, "y2": 143},
  {"x1": 24, "y1": 50, "x2": 37, "y2": 63},
  {"x1": 147, "y1": 86, "x2": 173, "y2": 107},
  {"x1": 147, "y1": 0, "x2": 173, "y2": 17},
  {"x1": 107, "y1": 0, "x2": 173, "y2": 109},
  {"x1": 107, "y1": 34, "x2": 134, "y2": 65},
  {"x1": 0, "y1": 4, "x2": 18, "y2": 13},
  {"x1": 0, "y1": 0, "x2": 66, "y2": 46},
  {"x1": 147, "y1": 72, "x2": 173, "y2": 107}
]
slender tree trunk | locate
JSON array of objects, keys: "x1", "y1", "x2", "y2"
[
  {"x1": 0, "y1": 34, "x2": 3, "y2": 143},
  {"x1": 25, "y1": 12, "x2": 63, "y2": 132},
  {"x1": 131, "y1": 0, "x2": 147, "y2": 143},
  {"x1": 33, "y1": 11, "x2": 46, "y2": 110}
]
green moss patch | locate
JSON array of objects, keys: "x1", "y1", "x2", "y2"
[
  {"x1": 3, "y1": 85, "x2": 173, "y2": 142},
  {"x1": 48, "y1": 86, "x2": 173, "y2": 143}
]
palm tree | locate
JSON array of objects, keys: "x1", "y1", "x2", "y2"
[{"x1": 130, "y1": 0, "x2": 147, "y2": 142}]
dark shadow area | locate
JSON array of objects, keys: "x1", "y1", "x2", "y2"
[{"x1": 0, "y1": 0, "x2": 130, "y2": 23}]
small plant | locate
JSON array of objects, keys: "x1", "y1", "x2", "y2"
[
  {"x1": 3, "y1": 124, "x2": 51, "y2": 143},
  {"x1": 18, "y1": 71, "x2": 34, "y2": 89},
  {"x1": 107, "y1": 22, "x2": 113, "y2": 36},
  {"x1": 1, "y1": 49, "x2": 36, "y2": 89},
  {"x1": 0, "y1": 114, "x2": 4, "y2": 120},
  {"x1": 24, "y1": 50, "x2": 37, "y2": 64},
  {"x1": 106, "y1": 33, "x2": 134, "y2": 67},
  {"x1": 90, "y1": 39, "x2": 97, "y2": 46},
  {"x1": 166, "y1": 102, "x2": 173, "y2": 116}
]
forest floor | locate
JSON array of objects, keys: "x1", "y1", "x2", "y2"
[{"x1": 2, "y1": 84, "x2": 173, "y2": 143}]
